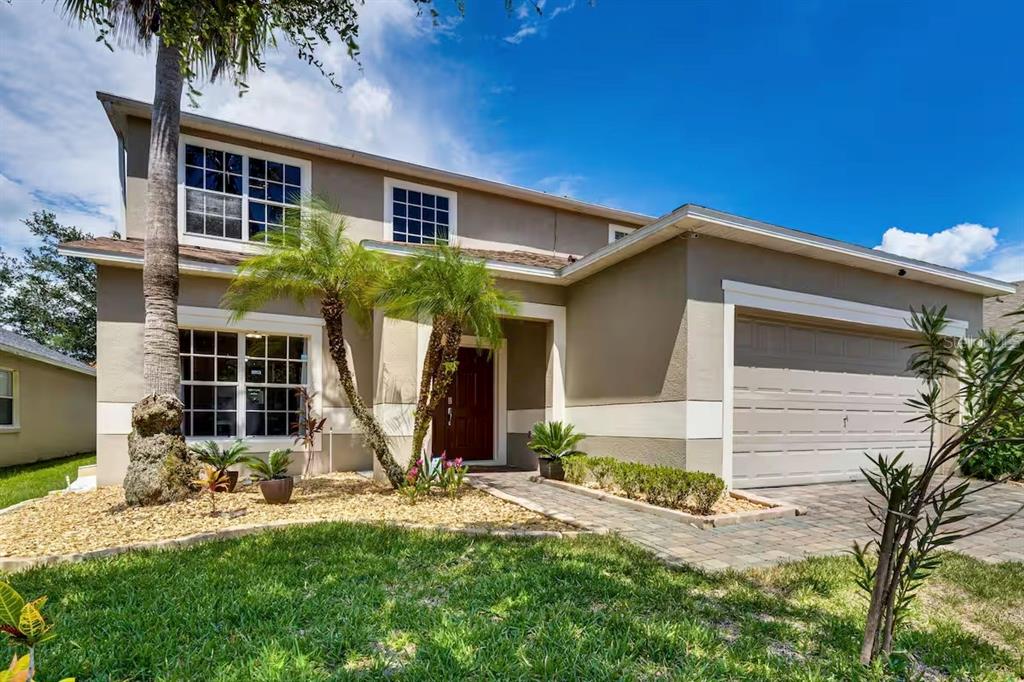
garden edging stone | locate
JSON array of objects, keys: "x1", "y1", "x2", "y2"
[
  {"x1": 0, "y1": 517, "x2": 588, "y2": 574},
  {"x1": 531, "y1": 476, "x2": 805, "y2": 529}
]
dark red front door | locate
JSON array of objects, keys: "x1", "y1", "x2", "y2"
[{"x1": 431, "y1": 347, "x2": 494, "y2": 460}]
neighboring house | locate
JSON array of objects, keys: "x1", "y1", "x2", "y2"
[
  {"x1": 0, "y1": 330, "x2": 96, "y2": 467},
  {"x1": 61, "y1": 91, "x2": 1015, "y2": 489},
  {"x1": 983, "y1": 281, "x2": 1023, "y2": 331}
]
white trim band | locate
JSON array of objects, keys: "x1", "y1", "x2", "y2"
[{"x1": 565, "y1": 400, "x2": 723, "y2": 440}]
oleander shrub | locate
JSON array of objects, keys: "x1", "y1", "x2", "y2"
[{"x1": 560, "y1": 455, "x2": 725, "y2": 514}]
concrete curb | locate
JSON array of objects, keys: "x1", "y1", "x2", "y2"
[
  {"x1": 530, "y1": 477, "x2": 804, "y2": 529},
  {"x1": 0, "y1": 497, "x2": 44, "y2": 516},
  {"x1": 0, "y1": 518, "x2": 587, "y2": 574}
]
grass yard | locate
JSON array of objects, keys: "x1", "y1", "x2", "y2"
[
  {"x1": 3, "y1": 524, "x2": 1021, "y2": 681},
  {"x1": 0, "y1": 453, "x2": 95, "y2": 509}
]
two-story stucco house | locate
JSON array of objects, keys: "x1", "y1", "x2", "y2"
[{"x1": 61, "y1": 92, "x2": 1016, "y2": 490}]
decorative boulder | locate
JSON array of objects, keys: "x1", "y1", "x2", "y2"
[{"x1": 123, "y1": 393, "x2": 198, "y2": 506}]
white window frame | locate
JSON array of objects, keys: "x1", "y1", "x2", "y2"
[
  {"x1": 178, "y1": 306, "x2": 324, "y2": 451},
  {"x1": 383, "y1": 177, "x2": 458, "y2": 246},
  {"x1": 177, "y1": 135, "x2": 312, "y2": 253},
  {"x1": 0, "y1": 367, "x2": 18, "y2": 431},
  {"x1": 608, "y1": 224, "x2": 636, "y2": 243}
]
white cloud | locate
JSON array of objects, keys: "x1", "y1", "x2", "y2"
[
  {"x1": 0, "y1": 1, "x2": 514, "y2": 250},
  {"x1": 976, "y1": 243, "x2": 1024, "y2": 282},
  {"x1": 504, "y1": 1, "x2": 575, "y2": 45},
  {"x1": 537, "y1": 173, "x2": 585, "y2": 198},
  {"x1": 875, "y1": 223, "x2": 999, "y2": 269}
]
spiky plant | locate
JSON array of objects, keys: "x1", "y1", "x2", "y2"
[
  {"x1": 245, "y1": 449, "x2": 294, "y2": 482},
  {"x1": 527, "y1": 421, "x2": 587, "y2": 461}
]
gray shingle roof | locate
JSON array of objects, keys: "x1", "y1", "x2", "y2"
[{"x1": 0, "y1": 329, "x2": 95, "y2": 375}]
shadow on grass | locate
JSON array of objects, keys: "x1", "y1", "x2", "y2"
[{"x1": 3, "y1": 523, "x2": 1019, "y2": 681}]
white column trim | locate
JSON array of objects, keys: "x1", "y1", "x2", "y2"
[
  {"x1": 721, "y1": 279, "x2": 969, "y2": 337},
  {"x1": 721, "y1": 302, "x2": 735, "y2": 489}
]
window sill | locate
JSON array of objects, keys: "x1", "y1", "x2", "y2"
[
  {"x1": 0, "y1": 425, "x2": 21, "y2": 433},
  {"x1": 185, "y1": 436, "x2": 298, "y2": 450}
]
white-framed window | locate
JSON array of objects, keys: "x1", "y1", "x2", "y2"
[
  {"x1": 178, "y1": 136, "x2": 311, "y2": 250},
  {"x1": 179, "y1": 328, "x2": 308, "y2": 438},
  {"x1": 0, "y1": 368, "x2": 16, "y2": 429},
  {"x1": 384, "y1": 178, "x2": 457, "y2": 246},
  {"x1": 609, "y1": 224, "x2": 636, "y2": 243}
]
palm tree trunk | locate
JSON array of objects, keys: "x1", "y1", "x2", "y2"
[
  {"x1": 143, "y1": 37, "x2": 184, "y2": 395},
  {"x1": 123, "y1": 38, "x2": 195, "y2": 506},
  {"x1": 410, "y1": 318, "x2": 463, "y2": 465},
  {"x1": 321, "y1": 295, "x2": 405, "y2": 488}
]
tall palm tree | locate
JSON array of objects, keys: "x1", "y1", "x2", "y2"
[
  {"x1": 57, "y1": 0, "x2": 364, "y2": 503},
  {"x1": 378, "y1": 246, "x2": 519, "y2": 466},
  {"x1": 223, "y1": 198, "x2": 406, "y2": 488}
]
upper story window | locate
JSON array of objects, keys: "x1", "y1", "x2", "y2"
[
  {"x1": 385, "y1": 178, "x2": 457, "y2": 246},
  {"x1": 609, "y1": 224, "x2": 636, "y2": 243},
  {"x1": 180, "y1": 138, "x2": 309, "y2": 248},
  {"x1": 0, "y1": 369, "x2": 15, "y2": 427}
]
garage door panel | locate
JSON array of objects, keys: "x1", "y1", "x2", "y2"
[{"x1": 733, "y1": 317, "x2": 929, "y2": 488}]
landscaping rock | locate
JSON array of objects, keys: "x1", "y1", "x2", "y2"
[{"x1": 124, "y1": 394, "x2": 197, "y2": 506}]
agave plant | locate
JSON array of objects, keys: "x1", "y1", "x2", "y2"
[
  {"x1": 245, "y1": 449, "x2": 294, "y2": 481},
  {"x1": 527, "y1": 421, "x2": 587, "y2": 461},
  {"x1": 188, "y1": 439, "x2": 250, "y2": 475}
]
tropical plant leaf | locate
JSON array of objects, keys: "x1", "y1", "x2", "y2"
[{"x1": 0, "y1": 582, "x2": 24, "y2": 630}]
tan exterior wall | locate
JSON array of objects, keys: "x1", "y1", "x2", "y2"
[
  {"x1": 121, "y1": 116, "x2": 633, "y2": 258},
  {"x1": 984, "y1": 282, "x2": 1023, "y2": 331},
  {"x1": 0, "y1": 352, "x2": 95, "y2": 467},
  {"x1": 565, "y1": 238, "x2": 688, "y2": 405}
]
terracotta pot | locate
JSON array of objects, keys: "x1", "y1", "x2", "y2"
[
  {"x1": 538, "y1": 458, "x2": 564, "y2": 480},
  {"x1": 258, "y1": 477, "x2": 294, "y2": 504},
  {"x1": 224, "y1": 470, "x2": 240, "y2": 493}
]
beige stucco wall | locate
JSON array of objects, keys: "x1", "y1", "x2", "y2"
[
  {"x1": 984, "y1": 282, "x2": 1023, "y2": 331},
  {"x1": 122, "y1": 116, "x2": 635, "y2": 258},
  {"x1": 0, "y1": 352, "x2": 95, "y2": 467}
]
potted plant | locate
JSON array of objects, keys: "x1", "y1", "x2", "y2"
[
  {"x1": 527, "y1": 421, "x2": 586, "y2": 480},
  {"x1": 188, "y1": 439, "x2": 250, "y2": 492},
  {"x1": 245, "y1": 448, "x2": 295, "y2": 504}
]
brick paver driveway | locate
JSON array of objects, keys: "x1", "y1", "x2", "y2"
[{"x1": 472, "y1": 471, "x2": 1024, "y2": 572}]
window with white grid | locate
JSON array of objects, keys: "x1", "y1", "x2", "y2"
[
  {"x1": 0, "y1": 369, "x2": 14, "y2": 427},
  {"x1": 390, "y1": 185, "x2": 453, "y2": 245},
  {"x1": 181, "y1": 140, "x2": 306, "y2": 245},
  {"x1": 243, "y1": 334, "x2": 307, "y2": 437},
  {"x1": 179, "y1": 329, "x2": 239, "y2": 437}
]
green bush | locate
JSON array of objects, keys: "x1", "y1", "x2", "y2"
[{"x1": 563, "y1": 455, "x2": 725, "y2": 514}]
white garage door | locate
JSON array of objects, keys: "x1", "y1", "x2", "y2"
[{"x1": 732, "y1": 316, "x2": 930, "y2": 488}]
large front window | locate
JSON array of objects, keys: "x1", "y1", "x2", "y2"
[
  {"x1": 179, "y1": 329, "x2": 308, "y2": 437},
  {"x1": 183, "y1": 141, "x2": 305, "y2": 244}
]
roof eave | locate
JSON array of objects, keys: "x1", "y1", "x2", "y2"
[
  {"x1": 0, "y1": 342, "x2": 96, "y2": 376},
  {"x1": 362, "y1": 241, "x2": 562, "y2": 284}
]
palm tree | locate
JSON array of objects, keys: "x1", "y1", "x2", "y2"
[
  {"x1": 57, "y1": 0, "x2": 367, "y2": 504},
  {"x1": 223, "y1": 198, "x2": 406, "y2": 488},
  {"x1": 377, "y1": 246, "x2": 518, "y2": 466}
]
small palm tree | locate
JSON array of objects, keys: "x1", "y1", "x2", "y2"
[
  {"x1": 188, "y1": 439, "x2": 249, "y2": 476},
  {"x1": 245, "y1": 449, "x2": 294, "y2": 481},
  {"x1": 377, "y1": 246, "x2": 519, "y2": 465},
  {"x1": 527, "y1": 421, "x2": 586, "y2": 461},
  {"x1": 223, "y1": 198, "x2": 406, "y2": 488}
]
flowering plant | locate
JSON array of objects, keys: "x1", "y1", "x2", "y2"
[
  {"x1": 438, "y1": 452, "x2": 468, "y2": 499},
  {"x1": 400, "y1": 453, "x2": 440, "y2": 503}
]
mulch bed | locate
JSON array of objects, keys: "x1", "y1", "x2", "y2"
[{"x1": 0, "y1": 473, "x2": 569, "y2": 559}]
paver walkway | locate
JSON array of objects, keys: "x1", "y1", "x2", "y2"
[{"x1": 471, "y1": 471, "x2": 1024, "y2": 571}]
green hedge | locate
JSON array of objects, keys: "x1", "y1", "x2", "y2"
[{"x1": 562, "y1": 455, "x2": 725, "y2": 515}]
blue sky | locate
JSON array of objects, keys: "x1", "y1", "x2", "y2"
[{"x1": 0, "y1": 0, "x2": 1021, "y2": 280}]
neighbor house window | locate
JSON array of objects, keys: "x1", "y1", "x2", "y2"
[
  {"x1": 0, "y1": 369, "x2": 14, "y2": 427},
  {"x1": 178, "y1": 329, "x2": 308, "y2": 438},
  {"x1": 183, "y1": 140, "x2": 305, "y2": 244},
  {"x1": 389, "y1": 182, "x2": 454, "y2": 245},
  {"x1": 609, "y1": 224, "x2": 636, "y2": 243}
]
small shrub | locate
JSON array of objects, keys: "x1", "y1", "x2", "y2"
[
  {"x1": 562, "y1": 454, "x2": 589, "y2": 485},
  {"x1": 564, "y1": 456, "x2": 725, "y2": 514},
  {"x1": 690, "y1": 473, "x2": 726, "y2": 514},
  {"x1": 527, "y1": 421, "x2": 586, "y2": 460}
]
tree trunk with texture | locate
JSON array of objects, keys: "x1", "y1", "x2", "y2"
[
  {"x1": 124, "y1": 39, "x2": 194, "y2": 505},
  {"x1": 321, "y1": 296, "x2": 405, "y2": 488},
  {"x1": 409, "y1": 317, "x2": 463, "y2": 466}
]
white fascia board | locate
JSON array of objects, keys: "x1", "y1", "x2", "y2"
[
  {"x1": 0, "y1": 344, "x2": 96, "y2": 376},
  {"x1": 722, "y1": 279, "x2": 970, "y2": 337}
]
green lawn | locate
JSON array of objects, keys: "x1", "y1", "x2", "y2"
[
  {"x1": 3, "y1": 524, "x2": 1020, "y2": 681},
  {"x1": 0, "y1": 453, "x2": 96, "y2": 509}
]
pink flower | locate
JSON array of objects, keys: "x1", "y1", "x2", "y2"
[
  {"x1": 406, "y1": 465, "x2": 419, "y2": 483},
  {"x1": 453, "y1": 457, "x2": 464, "y2": 468}
]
